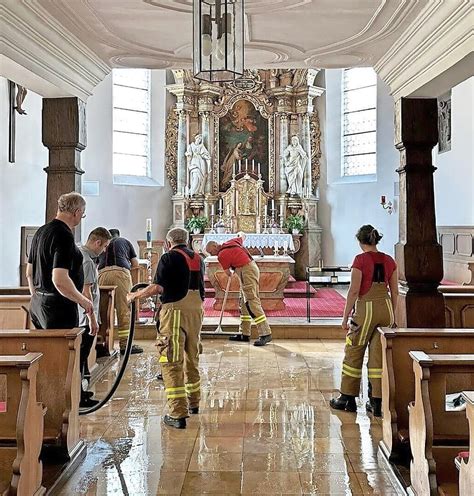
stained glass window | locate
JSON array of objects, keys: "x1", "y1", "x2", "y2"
[
  {"x1": 113, "y1": 69, "x2": 151, "y2": 177},
  {"x1": 342, "y1": 68, "x2": 377, "y2": 176}
]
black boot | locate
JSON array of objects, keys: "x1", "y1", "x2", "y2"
[
  {"x1": 189, "y1": 406, "x2": 199, "y2": 414},
  {"x1": 329, "y1": 394, "x2": 357, "y2": 412},
  {"x1": 156, "y1": 372, "x2": 163, "y2": 380},
  {"x1": 366, "y1": 397, "x2": 382, "y2": 417},
  {"x1": 120, "y1": 344, "x2": 144, "y2": 355},
  {"x1": 163, "y1": 415, "x2": 186, "y2": 429},
  {"x1": 229, "y1": 334, "x2": 250, "y2": 342},
  {"x1": 80, "y1": 395, "x2": 100, "y2": 408},
  {"x1": 254, "y1": 335, "x2": 272, "y2": 347}
]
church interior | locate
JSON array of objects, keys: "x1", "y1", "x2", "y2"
[{"x1": 1, "y1": 0, "x2": 474, "y2": 494}]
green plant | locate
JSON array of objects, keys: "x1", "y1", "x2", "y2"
[
  {"x1": 186, "y1": 216, "x2": 208, "y2": 233},
  {"x1": 284, "y1": 214, "x2": 305, "y2": 233}
]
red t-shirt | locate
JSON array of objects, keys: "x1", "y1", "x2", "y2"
[
  {"x1": 351, "y1": 251, "x2": 397, "y2": 297},
  {"x1": 217, "y1": 237, "x2": 252, "y2": 270}
]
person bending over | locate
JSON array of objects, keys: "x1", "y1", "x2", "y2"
[
  {"x1": 205, "y1": 232, "x2": 272, "y2": 347},
  {"x1": 330, "y1": 225, "x2": 398, "y2": 417},
  {"x1": 128, "y1": 228, "x2": 204, "y2": 429}
]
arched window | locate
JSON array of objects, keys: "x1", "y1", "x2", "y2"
[
  {"x1": 113, "y1": 69, "x2": 151, "y2": 177},
  {"x1": 342, "y1": 67, "x2": 377, "y2": 176}
]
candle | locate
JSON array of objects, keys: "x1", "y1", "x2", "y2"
[
  {"x1": 245, "y1": 159, "x2": 248, "y2": 173},
  {"x1": 280, "y1": 205, "x2": 284, "y2": 217},
  {"x1": 252, "y1": 159, "x2": 255, "y2": 172},
  {"x1": 211, "y1": 204, "x2": 215, "y2": 216},
  {"x1": 233, "y1": 162, "x2": 236, "y2": 177},
  {"x1": 146, "y1": 218, "x2": 152, "y2": 248},
  {"x1": 258, "y1": 163, "x2": 261, "y2": 176},
  {"x1": 239, "y1": 159, "x2": 242, "y2": 173},
  {"x1": 271, "y1": 199, "x2": 275, "y2": 211},
  {"x1": 219, "y1": 198, "x2": 223, "y2": 210},
  {"x1": 274, "y1": 240, "x2": 279, "y2": 254}
]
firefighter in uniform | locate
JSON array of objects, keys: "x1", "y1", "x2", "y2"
[
  {"x1": 128, "y1": 227, "x2": 204, "y2": 429},
  {"x1": 330, "y1": 225, "x2": 398, "y2": 417},
  {"x1": 206, "y1": 233, "x2": 272, "y2": 347}
]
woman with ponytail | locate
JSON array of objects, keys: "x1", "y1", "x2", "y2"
[{"x1": 330, "y1": 225, "x2": 398, "y2": 417}]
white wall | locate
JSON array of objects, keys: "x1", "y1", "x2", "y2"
[
  {"x1": 318, "y1": 70, "x2": 400, "y2": 266},
  {"x1": 0, "y1": 71, "x2": 173, "y2": 286},
  {"x1": 0, "y1": 78, "x2": 47, "y2": 286},
  {"x1": 434, "y1": 77, "x2": 474, "y2": 225},
  {"x1": 80, "y1": 71, "x2": 173, "y2": 248}
]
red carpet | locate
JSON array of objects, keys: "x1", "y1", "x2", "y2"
[{"x1": 204, "y1": 288, "x2": 345, "y2": 318}]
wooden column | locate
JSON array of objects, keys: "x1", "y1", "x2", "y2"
[
  {"x1": 395, "y1": 98, "x2": 445, "y2": 327},
  {"x1": 42, "y1": 98, "x2": 86, "y2": 227}
]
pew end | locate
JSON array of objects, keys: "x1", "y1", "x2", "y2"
[
  {"x1": 408, "y1": 352, "x2": 474, "y2": 496},
  {"x1": 458, "y1": 391, "x2": 474, "y2": 496},
  {"x1": 0, "y1": 353, "x2": 45, "y2": 496}
]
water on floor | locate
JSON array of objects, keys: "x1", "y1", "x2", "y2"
[{"x1": 57, "y1": 339, "x2": 402, "y2": 495}]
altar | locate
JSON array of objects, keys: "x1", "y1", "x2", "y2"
[{"x1": 205, "y1": 255, "x2": 295, "y2": 311}]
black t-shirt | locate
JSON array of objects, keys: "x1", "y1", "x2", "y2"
[
  {"x1": 98, "y1": 237, "x2": 137, "y2": 270},
  {"x1": 28, "y1": 219, "x2": 84, "y2": 295},
  {"x1": 154, "y1": 245, "x2": 205, "y2": 304}
]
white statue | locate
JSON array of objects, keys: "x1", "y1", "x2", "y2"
[
  {"x1": 282, "y1": 135, "x2": 307, "y2": 196},
  {"x1": 185, "y1": 134, "x2": 211, "y2": 196}
]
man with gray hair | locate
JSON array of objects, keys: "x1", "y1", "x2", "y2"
[
  {"x1": 128, "y1": 227, "x2": 204, "y2": 429},
  {"x1": 27, "y1": 191, "x2": 93, "y2": 329}
]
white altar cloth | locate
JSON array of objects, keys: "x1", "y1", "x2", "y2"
[
  {"x1": 205, "y1": 255, "x2": 295, "y2": 264},
  {"x1": 202, "y1": 233, "x2": 295, "y2": 251}
]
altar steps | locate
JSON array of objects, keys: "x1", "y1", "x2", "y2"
[
  {"x1": 204, "y1": 276, "x2": 316, "y2": 299},
  {"x1": 134, "y1": 318, "x2": 345, "y2": 340}
]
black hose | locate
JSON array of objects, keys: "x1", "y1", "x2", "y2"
[{"x1": 79, "y1": 283, "x2": 149, "y2": 415}]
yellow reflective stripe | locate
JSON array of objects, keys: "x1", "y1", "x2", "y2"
[
  {"x1": 368, "y1": 374, "x2": 382, "y2": 379},
  {"x1": 343, "y1": 363, "x2": 362, "y2": 374},
  {"x1": 368, "y1": 368, "x2": 382, "y2": 379},
  {"x1": 358, "y1": 301, "x2": 373, "y2": 345},
  {"x1": 254, "y1": 315, "x2": 267, "y2": 324},
  {"x1": 368, "y1": 368, "x2": 382, "y2": 372},
  {"x1": 185, "y1": 381, "x2": 200, "y2": 388},
  {"x1": 240, "y1": 316, "x2": 252, "y2": 321},
  {"x1": 345, "y1": 336, "x2": 352, "y2": 346},
  {"x1": 117, "y1": 330, "x2": 129, "y2": 337},
  {"x1": 342, "y1": 369, "x2": 362, "y2": 379},
  {"x1": 159, "y1": 356, "x2": 168, "y2": 363},
  {"x1": 166, "y1": 387, "x2": 185, "y2": 392},
  {"x1": 186, "y1": 385, "x2": 201, "y2": 394},
  {"x1": 167, "y1": 393, "x2": 186, "y2": 399},
  {"x1": 172, "y1": 310, "x2": 181, "y2": 362},
  {"x1": 385, "y1": 299, "x2": 395, "y2": 325}
]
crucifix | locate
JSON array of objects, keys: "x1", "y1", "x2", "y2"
[{"x1": 8, "y1": 80, "x2": 28, "y2": 163}]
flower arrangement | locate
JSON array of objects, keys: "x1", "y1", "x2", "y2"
[
  {"x1": 284, "y1": 215, "x2": 305, "y2": 234},
  {"x1": 185, "y1": 216, "x2": 208, "y2": 234}
]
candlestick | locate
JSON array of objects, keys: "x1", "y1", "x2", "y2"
[
  {"x1": 271, "y1": 199, "x2": 275, "y2": 211},
  {"x1": 146, "y1": 218, "x2": 152, "y2": 249},
  {"x1": 274, "y1": 240, "x2": 279, "y2": 256},
  {"x1": 219, "y1": 198, "x2": 223, "y2": 210},
  {"x1": 211, "y1": 204, "x2": 215, "y2": 216}
]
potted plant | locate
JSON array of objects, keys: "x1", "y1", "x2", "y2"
[
  {"x1": 285, "y1": 215, "x2": 305, "y2": 235},
  {"x1": 186, "y1": 216, "x2": 208, "y2": 235}
]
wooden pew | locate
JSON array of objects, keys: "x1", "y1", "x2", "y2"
[
  {"x1": 440, "y1": 286, "x2": 474, "y2": 327},
  {"x1": 0, "y1": 329, "x2": 84, "y2": 461},
  {"x1": 458, "y1": 391, "x2": 474, "y2": 496},
  {"x1": 0, "y1": 353, "x2": 45, "y2": 496},
  {"x1": 408, "y1": 352, "x2": 474, "y2": 496},
  {"x1": 96, "y1": 286, "x2": 116, "y2": 358},
  {"x1": 379, "y1": 328, "x2": 474, "y2": 462},
  {"x1": 0, "y1": 296, "x2": 30, "y2": 330}
]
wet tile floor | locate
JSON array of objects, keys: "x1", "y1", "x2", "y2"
[{"x1": 58, "y1": 339, "x2": 402, "y2": 495}]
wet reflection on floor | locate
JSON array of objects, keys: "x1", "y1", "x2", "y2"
[{"x1": 58, "y1": 339, "x2": 402, "y2": 495}]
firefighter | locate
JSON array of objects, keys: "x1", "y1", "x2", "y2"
[
  {"x1": 205, "y1": 232, "x2": 272, "y2": 347},
  {"x1": 330, "y1": 225, "x2": 398, "y2": 417},
  {"x1": 128, "y1": 227, "x2": 204, "y2": 429}
]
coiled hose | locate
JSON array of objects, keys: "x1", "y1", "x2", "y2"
[{"x1": 79, "y1": 282, "x2": 149, "y2": 415}]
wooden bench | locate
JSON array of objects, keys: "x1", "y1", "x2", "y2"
[
  {"x1": 0, "y1": 296, "x2": 31, "y2": 330},
  {"x1": 0, "y1": 353, "x2": 45, "y2": 496},
  {"x1": 458, "y1": 391, "x2": 474, "y2": 495},
  {"x1": 440, "y1": 286, "x2": 474, "y2": 328},
  {"x1": 378, "y1": 328, "x2": 474, "y2": 462},
  {"x1": 408, "y1": 352, "x2": 474, "y2": 496},
  {"x1": 0, "y1": 329, "x2": 83, "y2": 460}
]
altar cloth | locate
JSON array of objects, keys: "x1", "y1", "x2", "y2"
[{"x1": 202, "y1": 233, "x2": 295, "y2": 251}]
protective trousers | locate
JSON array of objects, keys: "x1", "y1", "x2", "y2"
[
  {"x1": 157, "y1": 290, "x2": 203, "y2": 419},
  {"x1": 98, "y1": 267, "x2": 132, "y2": 348},
  {"x1": 340, "y1": 283, "x2": 394, "y2": 398},
  {"x1": 234, "y1": 261, "x2": 271, "y2": 337}
]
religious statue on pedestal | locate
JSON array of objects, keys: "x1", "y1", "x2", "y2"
[
  {"x1": 185, "y1": 134, "x2": 211, "y2": 196},
  {"x1": 282, "y1": 135, "x2": 307, "y2": 196}
]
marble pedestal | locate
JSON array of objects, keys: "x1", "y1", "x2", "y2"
[{"x1": 205, "y1": 255, "x2": 294, "y2": 311}]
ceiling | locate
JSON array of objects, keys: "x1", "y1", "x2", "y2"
[{"x1": 37, "y1": 0, "x2": 429, "y2": 70}]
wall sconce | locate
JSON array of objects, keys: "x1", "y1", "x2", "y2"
[{"x1": 380, "y1": 195, "x2": 393, "y2": 214}]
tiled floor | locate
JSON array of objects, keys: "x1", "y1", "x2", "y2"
[{"x1": 57, "y1": 339, "x2": 402, "y2": 495}]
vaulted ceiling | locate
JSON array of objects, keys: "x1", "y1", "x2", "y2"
[{"x1": 37, "y1": 0, "x2": 428, "y2": 69}]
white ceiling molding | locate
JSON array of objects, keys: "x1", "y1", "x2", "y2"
[
  {"x1": 375, "y1": 0, "x2": 474, "y2": 100},
  {"x1": 0, "y1": 0, "x2": 110, "y2": 100}
]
